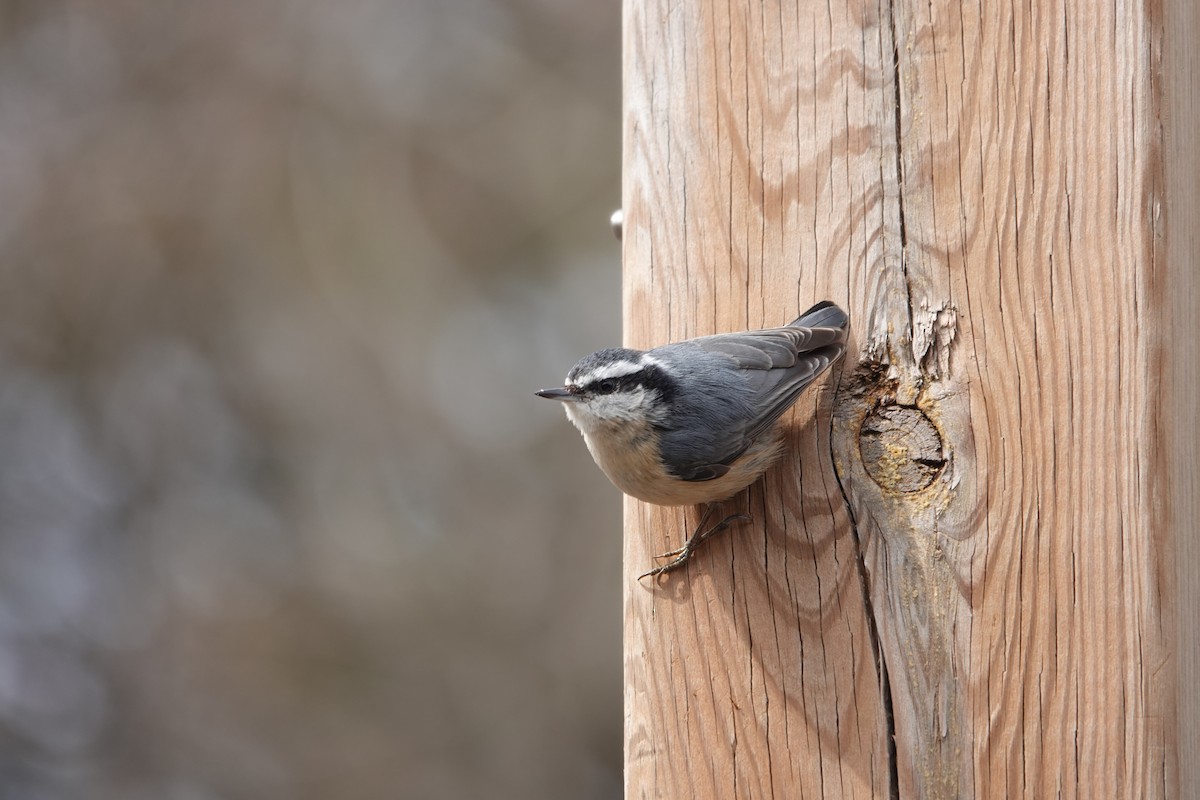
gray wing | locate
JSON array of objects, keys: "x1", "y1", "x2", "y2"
[
  {"x1": 690, "y1": 323, "x2": 844, "y2": 444},
  {"x1": 656, "y1": 303, "x2": 848, "y2": 482}
]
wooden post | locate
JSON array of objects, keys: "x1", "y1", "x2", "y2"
[
  {"x1": 621, "y1": 0, "x2": 1196, "y2": 798},
  {"x1": 1166, "y1": 0, "x2": 1200, "y2": 794}
]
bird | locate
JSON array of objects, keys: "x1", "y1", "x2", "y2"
[{"x1": 536, "y1": 301, "x2": 849, "y2": 579}]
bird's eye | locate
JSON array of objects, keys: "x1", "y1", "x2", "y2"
[{"x1": 593, "y1": 378, "x2": 619, "y2": 394}]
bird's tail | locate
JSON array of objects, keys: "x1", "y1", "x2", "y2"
[{"x1": 792, "y1": 300, "x2": 848, "y2": 331}]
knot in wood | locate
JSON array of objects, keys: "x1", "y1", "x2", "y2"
[{"x1": 858, "y1": 404, "x2": 945, "y2": 493}]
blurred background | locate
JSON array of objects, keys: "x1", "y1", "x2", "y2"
[{"x1": 0, "y1": 2, "x2": 622, "y2": 798}]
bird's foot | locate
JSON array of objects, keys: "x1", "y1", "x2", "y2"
[{"x1": 638, "y1": 512, "x2": 751, "y2": 581}]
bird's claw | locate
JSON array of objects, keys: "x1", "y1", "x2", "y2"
[{"x1": 638, "y1": 513, "x2": 752, "y2": 582}]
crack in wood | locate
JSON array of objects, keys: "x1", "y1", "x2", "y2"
[{"x1": 828, "y1": 403, "x2": 898, "y2": 800}]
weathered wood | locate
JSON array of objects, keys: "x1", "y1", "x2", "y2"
[
  {"x1": 1166, "y1": 0, "x2": 1200, "y2": 794},
  {"x1": 622, "y1": 1, "x2": 895, "y2": 797},
  {"x1": 851, "y1": 1, "x2": 1179, "y2": 796},
  {"x1": 623, "y1": 0, "x2": 1192, "y2": 798}
]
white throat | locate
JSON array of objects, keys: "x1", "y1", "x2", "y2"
[{"x1": 563, "y1": 386, "x2": 654, "y2": 434}]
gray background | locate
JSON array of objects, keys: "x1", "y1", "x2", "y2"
[{"x1": 0, "y1": 2, "x2": 623, "y2": 798}]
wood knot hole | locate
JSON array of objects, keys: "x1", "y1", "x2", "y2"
[{"x1": 858, "y1": 404, "x2": 945, "y2": 493}]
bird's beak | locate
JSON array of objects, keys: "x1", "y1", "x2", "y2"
[{"x1": 536, "y1": 387, "x2": 579, "y2": 402}]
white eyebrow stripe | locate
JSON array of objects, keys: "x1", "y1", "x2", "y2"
[{"x1": 569, "y1": 359, "x2": 645, "y2": 385}]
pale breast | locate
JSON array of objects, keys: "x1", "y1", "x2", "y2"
[{"x1": 582, "y1": 426, "x2": 786, "y2": 507}]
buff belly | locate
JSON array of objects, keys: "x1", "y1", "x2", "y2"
[{"x1": 581, "y1": 427, "x2": 786, "y2": 507}]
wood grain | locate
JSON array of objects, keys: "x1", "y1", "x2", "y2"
[
  {"x1": 622, "y1": 1, "x2": 894, "y2": 797},
  {"x1": 1166, "y1": 0, "x2": 1199, "y2": 794},
  {"x1": 622, "y1": 0, "x2": 1190, "y2": 797}
]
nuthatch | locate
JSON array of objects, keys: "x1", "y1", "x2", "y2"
[{"x1": 537, "y1": 301, "x2": 849, "y2": 579}]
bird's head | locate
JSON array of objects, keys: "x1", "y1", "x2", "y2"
[{"x1": 536, "y1": 348, "x2": 674, "y2": 433}]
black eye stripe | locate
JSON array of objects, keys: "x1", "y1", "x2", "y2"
[
  {"x1": 583, "y1": 365, "x2": 677, "y2": 402},
  {"x1": 588, "y1": 374, "x2": 638, "y2": 394}
]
